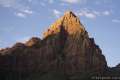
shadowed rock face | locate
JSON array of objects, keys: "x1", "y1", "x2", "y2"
[
  {"x1": 43, "y1": 11, "x2": 107, "y2": 74},
  {"x1": 0, "y1": 11, "x2": 108, "y2": 80}
]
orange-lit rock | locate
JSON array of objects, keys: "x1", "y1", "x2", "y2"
[
  {"x1": 0, "y1": 11, "x2": 108, "y2": 79},
  {"x1": 43, "y1": 11, "x2": 85, "y2": 38}
]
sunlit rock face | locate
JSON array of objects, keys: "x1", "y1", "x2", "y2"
[
  {"x1": 43, "y1": 11, "x2": 85, "y2": 38},
  {"x1": 43, "y1": 11, "x2": 107, "y2": 74},
  {"x1": 0, "y1": 11, "x2": 108, "y2": 79}
]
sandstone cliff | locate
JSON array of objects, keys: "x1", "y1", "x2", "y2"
[
  {"x1": 0, "y1": 11, "x2": 108, "y2": 80},
  {"x1": 43, "y1": 11, "x2": 107, "y2": 74}
]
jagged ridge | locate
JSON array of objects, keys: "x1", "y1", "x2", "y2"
[{"x1": 0, "y1": 11, "x2": 110, "y2": 80}]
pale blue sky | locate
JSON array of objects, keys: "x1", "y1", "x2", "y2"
[{"x1": 0, "y1": 0, "x2": 120, "y2": 67}]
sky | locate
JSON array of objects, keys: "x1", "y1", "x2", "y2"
[{"x1": 0, "y1": 0, "x2": 120, "y2": 67}]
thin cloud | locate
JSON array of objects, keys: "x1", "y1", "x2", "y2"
[
  {"x1": 0, "y1": 0, "x2": 16, "y2": 7},
  {"x1": 77, "y1": 9, "x2": 96, "y2": 19},
  {"x1": 102, "y1": 11, "x2": 110, "y2": 16},
  {"x1": 15, "y1": 9, "x2": 33, "y2": 18},
  {"x1": 0, "y1": 0, "x2": 25, "y2": 9},
  {"x1": 85, "y1": 13, "x2": 96, "y2": 19},
  {"x1": 76, "y1": 8, "x2": 111, "y2": 19},
  {"x1": 21, "y1": 9, "x2": 33, "y2": 14},
  {"x1": 61, "y1": 0, "x2": 86, "y2": 4},
  {"x1": 0, "y1": 0, "x2": 34, "y2": 18},
  {"x1": 53, "y1": 9, "x2": 61, "y2": 18},
  {"x1": 62, "y1": 0, "x2": 80, "y2": 3},
  {"x1": 77, "y1": 11, "x2": 96, "y2": 19},
  {"x1": 112, "y1": 19, "x2": 120, "y2": 23},
  {"x1": 60, "y1": 2, "x2": 70, "y2": 6},
  {"x1": 48, "y1": 0, "x2": 54, "y2": 4},
  {"x1": 15, "y1": 12, "x2": 26, "y2": 18},
  {"x1": 93, "y1": 11, "x2": 101, "y2": 16}
]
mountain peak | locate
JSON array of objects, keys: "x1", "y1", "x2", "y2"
[
  {"x1": 0, "y1": 11, "x2": 109, "y2": 80},
  {"x1": 64, "y1": 11, "x2": 77, "y2": 17},
  {"x1": 43, "y1": 11, "x2": 85, "y2": 38}
]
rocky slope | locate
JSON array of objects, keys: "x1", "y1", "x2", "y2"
[{"x1": 0, "y1": 11, "x2": 109, "y2": 80}]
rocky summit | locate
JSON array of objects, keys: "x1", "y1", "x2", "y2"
[{"x1": 0, "y1": 11, "x2": 118, "y2": 80}]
